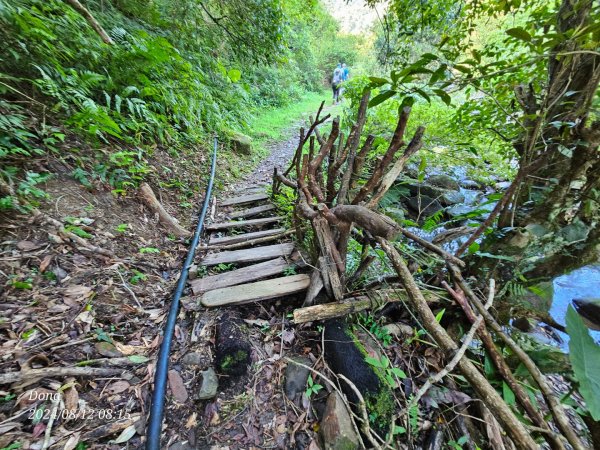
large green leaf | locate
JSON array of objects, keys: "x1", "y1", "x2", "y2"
[
  {"x1": 368, "y1": 90, "x2": 396, "y2": 108},
  {"x1": 506, "y1": 27, "x2": 532, "y2": 42},
  {"x1": 566, "y1": 305, "x2": 600, "y2": 420}
]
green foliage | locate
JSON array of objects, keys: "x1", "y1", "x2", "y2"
[
  {"x1": 139, "y1": 247, "x2": 159, "y2": 254},
  {"x1": 305, "y1": 374, "x2": 323, "y2": 398},
  {"x1": 566, "y1": 305, "x2": 600, "y2": 420},
  {"x1": 357, "y1": 313, "x2": 393, "y2": 347},
  {"x1": 0, "y1": 0, "x2": 354, "y2": 209},
  {"x1": 365, "y1": 355, "x2": 406, "y2": 388}
]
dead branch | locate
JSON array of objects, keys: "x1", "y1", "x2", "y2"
[
  {"x1": 0, "y1": 367, "x2": 127, "y2": 384},
  {"x1": 350, "y1": 134, "x2": 376, "y2": 189},
  {"x1": 139, "y1": 182, "x2": 191, "y2": 237},
  {"x1": 352, "y1": 108, "x2": 412, "y2": 205},
  {"x1": 399, "y1": 226, "x2": 465, "y2": 267},
  {"x1": 366, "y1": 125, "x2": 425, "y2": 208},
  {"x1": 63, "y1": 0, "x2": 114, "y2": 45},
  {"x1": 377, "y1": 238, "x2": 538, "y2": 450},
  {"x1": 443, "y1": 281, "x2": 565, "y2": 450},
  {"x1": 447, "y1": 263, "x2": 587, "y2": 450}
]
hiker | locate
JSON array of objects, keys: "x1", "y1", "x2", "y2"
[
  {"x1": 342, "y1": 63, "x2": 349, "y2": 81},
  {"x1": 332, "y1": 63, "x2": 343, "y2": 104}
]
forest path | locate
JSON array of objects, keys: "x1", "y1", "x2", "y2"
[
  {"x1": 234, "y1": 132, "x2": 298, "y2": 190},
  {"x1": 234, "y1": 102, "x2": 337, "y2": 191}
]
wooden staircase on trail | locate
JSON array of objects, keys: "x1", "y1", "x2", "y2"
[{"x1": 191, "y1": 186, "x2": 309, "y2": 307}]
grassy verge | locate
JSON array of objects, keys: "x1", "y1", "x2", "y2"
[{"x1": 248, "y1": 89, "x2": 341, "y2": 157}]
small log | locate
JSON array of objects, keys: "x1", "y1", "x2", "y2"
[
  {"x1": 0, "y1": 367, "x2": 125, "y2": 384},
  {"x1": 139, "y1": 182, "x2": 191, "y2": 237},
  {"x1": 293, "y1": 288, "x2": 440, "y2": 323}
]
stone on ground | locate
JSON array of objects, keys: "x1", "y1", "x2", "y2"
[
  {"x1": 320, "y1": 392, "x2": 360, "y2": 450},
  {"x1": 284, "y1": 356, "x2": 312, "y2": 401},
  {"x1": 197, "y1": 367, "x2": 219, "y2": 400},
  {"x1": 230, "y1": 132, "x2": 252, "y2": 155}
]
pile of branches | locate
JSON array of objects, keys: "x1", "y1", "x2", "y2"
[{"x1": 273, "y1": 93, "x2": 588, "y2": 450}]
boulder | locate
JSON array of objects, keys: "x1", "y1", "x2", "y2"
[
  {"x1": 441, "y1": 190, "x2": 465, "y2": 206},
  {"x1": 320, "y1": 392, "x2": 360, "y2": 450},
  {"x1": 427, "y1": 174, "x2": 460, "y2": 191},
  {"x1": 230, "y1": 132, "x2": 252, "y2": 155},
  {"x1": 406, "y1": 195, "x2": 444, "y2": 217},
  {"x1": 459, "y1": 179, "x2": 481, "y2": 189},
  {"x1": 384, "y1": 207, "x2": 405, "y2": 223},
  {"x1": 446, "y1": 204, "x2": 477, "y2": 219},
  {"x1": 197, "y1": 368, "x2": 219, "y2": 400}
]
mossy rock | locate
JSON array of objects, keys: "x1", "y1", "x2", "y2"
[
  {"x1": 324, "y1": 320, "x2": 394, "y2": 434},
  {"x1": 230, "y1": 132, "x2": 252, "y2": 155}
]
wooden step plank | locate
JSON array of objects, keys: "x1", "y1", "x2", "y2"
[
  {"x1": 201, "y1": 274, "x2": 310, "y2": 307},
  {"x1": 207, "y1": 228, "x2": 285, "y2": 247},
  {"x1": 207, "y1": 229, "x2": 295, "y2": 251},
  {"x1": 228, "y1": 204, "x2": 276, "y2": 220},
  {"x1": 220, "y1": 193, "x2": 269, "y2": 207},
  {"x1": 190, "y1": 257, "x2": 290, "y2": 294},
  {"x1": 206, "y1": 216, "x2": 283, "y2": 231},
  {"x1": 201, "y1": 242, "x2": 294, "y2": 266}
]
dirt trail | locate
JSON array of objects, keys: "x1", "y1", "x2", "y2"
[{"x1": 234, "y1": 132, "x2": 299, "y2": 191}]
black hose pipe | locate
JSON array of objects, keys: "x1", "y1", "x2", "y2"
[{"x1": 146, "y1": 137, "x2": 218, "y2": 449}]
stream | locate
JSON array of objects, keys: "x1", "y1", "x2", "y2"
[{"x1": 394, "y1": 166, "x2": 599, "y2": 351}]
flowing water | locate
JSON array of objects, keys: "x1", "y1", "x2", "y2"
[{"x1": 551, "y1": 264, "x2": 600, "y2": 346}]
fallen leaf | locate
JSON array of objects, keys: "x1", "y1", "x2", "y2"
[
  {"x1": 107, "y1": 381, "x2": 130, "y2": 395},
  {"x1": 110, "y1": 424, "x2": 136, "y2": 444},
  {"x1": 64, "y1": 285, "x2": 92, "y2": 300},
  {"x1": 16, "y1": 387, "x2": 55, "y2": 408},
  {"x1": 0, "y1": 423, "x2": 21, "y2": 434},
  {"x1": 281, "y1": 329, "x2": 295, "y2": 345},
  {"x1": 63, "y1": 385, "x2": 79, "y2": 412},
  {"x1": 95, "y1": 342, "x2": 123, "y2": 358},
  {"x1": 168, "y1": 369, "x2": 188, "y2": 403},
  {"x1": 39, "y1": 255, "x2": 53, "y2": 272},
  {"x1": 185, "y1": 412, "x2": 198, "y2": 429},
  {"x1": 63, "y1": 432, "x2": 81, "y2": 450},
  {"x1": 17, "y1": 240, "x2": 43, "y2": 251}
]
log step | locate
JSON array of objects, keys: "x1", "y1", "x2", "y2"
[
  {"x1": 200, "y1": 274, "x2": 310, "y2": 307},
  {"x1": 207, "y1": 228, "x2": 286, "y2": 247},
  {"x1": 220, "y1": 193, "x2": 269, "y2": 207},
  {"x1": 201, "y1": 242, "x2": 294, "y2": 266},
  {"x1": 228, "y1": 204, "x2": 276, "y2": 219},
  {"x1": 190, "y1": 257, "x2": 291, "y2": 294},
  {"x1": 206, "y1": 216, "x2": 283, "y2": 231}
]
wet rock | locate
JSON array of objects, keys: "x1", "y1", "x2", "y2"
[
  {"x1": 446, "y1": 204, "x2": 476, "y2": 219},
  {"x1": 384, "y1": 207, "x2": 405, "y2": 223},
  {"x1": 284, "y1": 356, "x2": 311, "y2": 400},
  {"x1": 324, "y1": 320, "x2": 393, "y2": 435},
  {"x1": 459, "y1": 179, "x2": 481, "y2": 189},
  {"x1": 441, "y1": 190, "x2": 465, "y2": 206},
  {"x1": 494, "y1": 181, "x2": 512, "y2": 190},
  {"x1": 197, "y1": 368, "x2": 219, "y2": 400},
  {"x1": 427, "y1": 174, "x2": 460, "y2": 191},
  {"x1": 406, "y1": 196, "x2": 444, "y2": 217},
  {"x1": 230, "y1": 132, "x2": 252, "y2": 155},
  {"x1": 320, "y1": 392, "x2": 360, "y2": 450}
]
